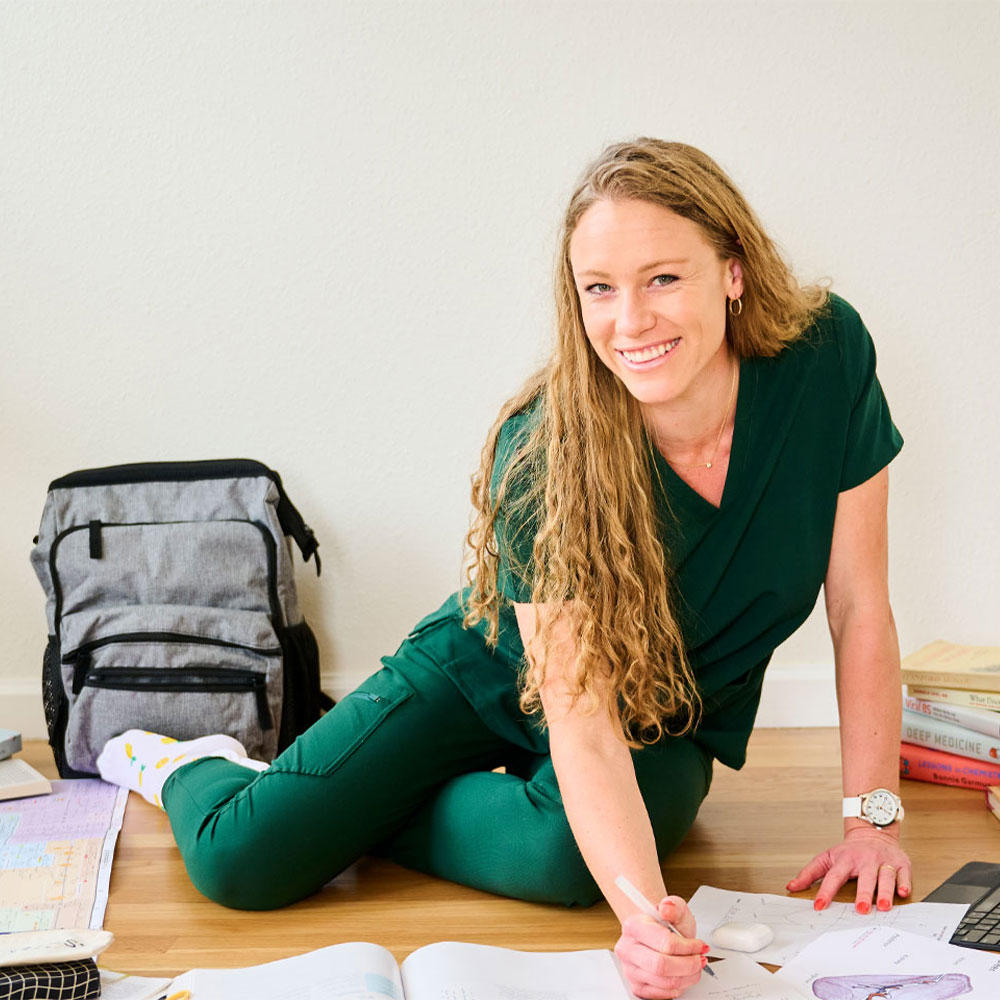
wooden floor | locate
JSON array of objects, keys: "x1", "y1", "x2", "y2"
[{"x1": 21, "y1": 730, "x2": 999, "y2": 977}]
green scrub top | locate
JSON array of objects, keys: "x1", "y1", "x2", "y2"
[{"x1": 407, "y1": 293, "x2": 902, "y2": 770}]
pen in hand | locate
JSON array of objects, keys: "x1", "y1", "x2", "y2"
[{"x1": 614, "y1": 875, "x2": 716, "y2": 978}]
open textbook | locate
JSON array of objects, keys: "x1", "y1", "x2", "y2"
[
  {"x1": 103, "y1": 944, "x2": 801, "y2": 1000},
  {"x1": 152, "y1": 941, "x2": 632, "y2": 1000}
]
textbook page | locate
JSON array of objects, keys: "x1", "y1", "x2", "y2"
[
  {"x1": 776, "y1": 925, "x2": 1000, "y2": 998},
  {"x1": 98, "y1": 969, "x2": 172, "y2": 1000},
  {"x1": 688, "y1": 885, "x2": 967, "y2": 965},
  {"x1": 399, "y1": 941, "x2": 630, "y2": 1000},
  {"x1": 170, "y1": 942, "x2": 404, "y2": 1000}
]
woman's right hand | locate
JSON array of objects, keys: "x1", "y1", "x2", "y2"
[{"x1": 613, "y1": 895, "x2": 708, "y2": 999}]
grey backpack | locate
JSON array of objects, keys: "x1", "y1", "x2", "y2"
[{"x1": 31, "y1": 459, "x2": 331, "y2": 778}]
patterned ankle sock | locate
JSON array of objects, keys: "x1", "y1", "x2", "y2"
[{"x1": 96, "y1": 729, "x2": 268, "y2": 808}]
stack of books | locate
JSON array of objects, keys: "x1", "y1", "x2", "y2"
[{"x1": 900, "y1": 640, "x2": 1000, "y2": 791}]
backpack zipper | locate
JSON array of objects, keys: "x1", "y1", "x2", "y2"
[
  {"x1": 62, "y1": 631, "x2": 282, "y2": 664},
  {"x1": 48, "y1": 519, "x2": 281, "y2": 633},
  {"x1": 82, "y1": 665, "x2": 273, "y2": 731}
]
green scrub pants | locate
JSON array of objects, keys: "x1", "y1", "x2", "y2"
[{"x1": 161, "y1": 618, "x2": 713, "y2": 911}]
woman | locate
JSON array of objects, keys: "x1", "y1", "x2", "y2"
[{"x1": 98, "y1": 138, "x2": 909, "y2": 1000}]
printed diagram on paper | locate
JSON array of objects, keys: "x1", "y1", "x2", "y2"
[
  {"x1": 689, "y1": 886, "x2": 967, "y2": 966},
  {"x1": 776, "y1": 926, "x2": 1000, "y2": 998},
  {"x1": 811, "y1": 973, "x2": 971, "y2": 999},
  {"x1": 0, "y1": 779, "x2": 128, "y2": 932}
]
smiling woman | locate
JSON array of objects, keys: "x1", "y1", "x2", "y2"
[
  {"x1": 570, "y1": 200, "x2": 741, "y2": 495},
  {"x1": 465, "y1": 140, "x2": 839, "y2": 751},
  {"x1": 95, "y1": 138, "x2": 906, "y2": 1000},
  {"x1": 571, "y1": 201, "x2": 735, "y2": 416}
]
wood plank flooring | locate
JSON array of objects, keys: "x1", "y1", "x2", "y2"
[{"x1": 21, "y1": 730, "x2": 1000, "y2": 976}]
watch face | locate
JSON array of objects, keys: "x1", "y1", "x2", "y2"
[{"x1": 864, "y1": 789, "x2": 899, "y2": 826}]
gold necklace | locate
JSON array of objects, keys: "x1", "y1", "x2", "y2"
[{"x1": 662, "y1": 359, "x2": 739, "y2": 471}]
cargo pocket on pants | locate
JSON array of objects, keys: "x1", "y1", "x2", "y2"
[{"x1": 274, "y1": 669, "x2": 415, "y2": 778}]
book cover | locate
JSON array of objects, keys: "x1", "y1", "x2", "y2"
[
  {"x1": 902, "y1": 694, "x2": 1000, "y2": 739},
  {"x1": 901, "y1": 640, "x2": 1000, "y2": 694},
  {"x1": 901, "y1": 709, "x2": 1000, "y2": 765},
  {"x1": 899, "y1": 742, "x2": 1000, "y2": 791},
  {"x1": 907, "y1": 684, "x2": 1000, "y2": 712}
]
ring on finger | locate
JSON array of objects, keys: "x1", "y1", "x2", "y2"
[{"x1": 879, "y1": 864, "x2": 896, "y2": 874}]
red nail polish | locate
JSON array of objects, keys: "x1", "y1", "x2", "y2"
[
  {"x1": 701, "y1": 956, "x2": 708, "y2": 967},
  {"x1": 814, "y1": 900, "x2": 825, "y2": 911},
  {"x1": 701, "y1": 944, "x2": 710, "y2": 954},
  {"x1": 858, "y1": 902, "x2": 870, "y2": 914},
  {"x1": 878, "y1": 900, "x2": 890, "y2": 911}
]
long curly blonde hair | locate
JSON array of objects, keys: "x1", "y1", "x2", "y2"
[{"x1": 463, "y1": 138, "x2": 830, "y2": 746}]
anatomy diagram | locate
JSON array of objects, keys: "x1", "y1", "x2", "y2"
[{"x1": 812, "y1": 973, "x2": 972, "y2": 1000}]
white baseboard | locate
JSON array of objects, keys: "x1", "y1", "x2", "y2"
[
  {"x1": 756, "y1": 664, "x2": 839, "y2": 727},
  {"x1": 3, "y1": 667, "x2": 839, "y2": 741},
  {"x1": 3, "y1": 682, "x2": 49, "y2": 740}
]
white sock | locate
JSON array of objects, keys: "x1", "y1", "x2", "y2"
[{"x1": 96, "y1": 729, "x2": 269, "y2": 809}]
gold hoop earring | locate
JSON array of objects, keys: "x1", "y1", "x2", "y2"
[{"x1": 728, "y1": 296, "x2": 743, "y2": 317}]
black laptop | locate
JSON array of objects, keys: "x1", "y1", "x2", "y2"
[{"x1": 924, "y1": 861, "x2": 1000, "y2": 950}]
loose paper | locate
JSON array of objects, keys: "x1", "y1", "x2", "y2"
[
  {"x1": 684, "y1": 956, "x2": 808, "y2": 999},
  {"x1": 776, "y1": 925, "x2": 1000, "y2": 998},
  {"x1": 688, "y1": 886, "x2": 967, "y2": 965},
  {"x1": 0, "y1": 779, "x2": 128, "y2": 931}
]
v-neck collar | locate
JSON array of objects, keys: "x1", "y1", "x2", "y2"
[{"x1": 649, "y1": 356, "x2": 753, "y2": 521}]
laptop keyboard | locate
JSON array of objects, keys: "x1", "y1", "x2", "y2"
[{"x1": 954, "y1": 886, "x2": 1000, "y2": 948}]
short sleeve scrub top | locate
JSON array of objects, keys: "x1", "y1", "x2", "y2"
[{"x1": 404, "y1": 293, "x2": 903, "y2": 772}]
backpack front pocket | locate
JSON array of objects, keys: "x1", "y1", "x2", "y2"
[
  {"x1": 60, "y1": 605, "x2": 282, "y2": 771},
  {"x1": 49, "y1": 519, "x2": 280, "y2": 633}
]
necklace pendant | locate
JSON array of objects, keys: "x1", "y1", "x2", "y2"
[{"x1": 705, "y1": 461, "x2": 712, "y2": 469}]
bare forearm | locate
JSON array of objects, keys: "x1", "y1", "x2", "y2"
[
  {"x1": 551, "y1": 738, "x2": 665, "y2": 923},
  {"x1": 792, "y1": 471, "x2": 912, "y2": 909},
  {"x1": 832, "y1": 606, "x2": 902, "y2": 833}
]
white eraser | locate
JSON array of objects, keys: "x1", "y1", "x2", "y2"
[{"x1": 711, "y1": 920, "x2": 774, "y2": 953}]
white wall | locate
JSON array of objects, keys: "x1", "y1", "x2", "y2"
[{"x1": 2, "y1": 1, "x2": 998, "y2": 738}]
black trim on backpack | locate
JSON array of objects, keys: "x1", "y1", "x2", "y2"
[{"x1": 48, "y1": 460, "x2": 321, "y2": 576}]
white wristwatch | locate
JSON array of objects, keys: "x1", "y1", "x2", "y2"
[{"x1": 842, "y1": 788, "x2": 904, "y2": 828}]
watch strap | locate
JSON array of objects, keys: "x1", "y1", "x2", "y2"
[{"x1": 842, "y1": 795, "x2": 863, "y2": 818}]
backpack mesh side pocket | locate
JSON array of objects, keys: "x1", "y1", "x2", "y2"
[
  {"x1": 277, "y1": 621, "x2": 330, "y2": 750},
  {"x1": 41, "y1": 636, "x2": 74, "y2": 777}
]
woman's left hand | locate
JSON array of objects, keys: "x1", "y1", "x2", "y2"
[{"x1": 785, "y1": 827, "x2": 912, "y2": 913}]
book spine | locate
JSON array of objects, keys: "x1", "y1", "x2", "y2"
[
  {"x1": 899, "y1": 742, "x2": 1000, "y2": 791},
  {"x1": 900, "y1": 668, "x2": 1000, "y2": 694},
  {"x1": 907, "y1": 685, "x2": 1000, "y2": 711},
  {"x1": 902, "y1": 695, "x2": 1000, "y2": 739},
  {"x1": 901, "y1": 711, "x2": 1000, "y2": 765}
]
